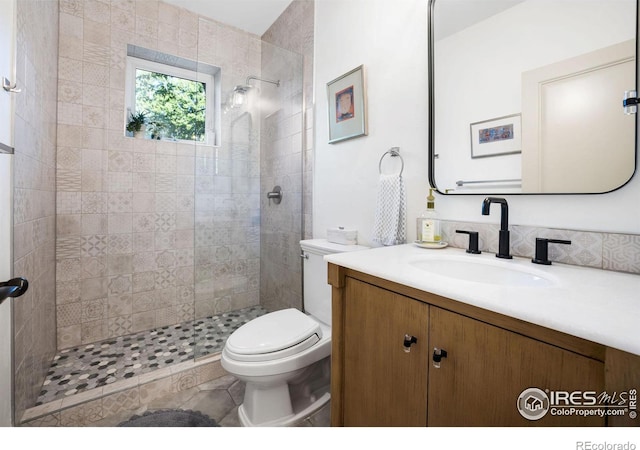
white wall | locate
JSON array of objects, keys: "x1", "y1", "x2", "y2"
[
  {"x1": 314, "y1": 0, "x2": 431, "y2": 246},
  {"x1": 314, "y1": 0, "x2": 640, "y2": 243}
]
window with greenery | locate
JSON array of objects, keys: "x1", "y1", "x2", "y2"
[
  {"x1": 125, "y1": 50, "x2": 220, "y2": 145},
  {"x1": 135, "y1": 69, "x2": 206, "y2": 142}
]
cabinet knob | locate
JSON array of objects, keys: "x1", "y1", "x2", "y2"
[
  {"x1": 403, "y1": 334, "x2": 417, "y2": 353},
  {"x1": 432, "y1": 347, "x2": 448, "y2": 368}
]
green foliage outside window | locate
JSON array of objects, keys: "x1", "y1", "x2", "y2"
[{"x1": 135, "y1": 69, "x2": 206, "y2": 142}]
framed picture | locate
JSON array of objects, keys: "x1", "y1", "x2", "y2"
[
  {"x1": 470, "y1": 113, "x2": 522, "y2": 158},
  {"x1": 327, "y1": 65, "x2": 368, "y2": 144}
]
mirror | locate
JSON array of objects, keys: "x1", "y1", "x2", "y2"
[{"x1": 428, "y1": 0, "x2": 638, "y2": 194}]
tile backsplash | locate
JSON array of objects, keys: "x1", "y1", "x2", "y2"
[{"x1": 441, "y1": 220, "x2": 640, "y2": 275}]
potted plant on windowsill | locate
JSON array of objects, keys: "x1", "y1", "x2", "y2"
[
  {"x1": 126, "y1": 111, "x2": 147, "y2": 138},
  {"x1": 147, "y1": 121, "x2": 164, "y2": 140}
]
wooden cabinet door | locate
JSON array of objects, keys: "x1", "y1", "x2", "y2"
[
  {"x1": 605, "y1": 347, "x2": 640, "y2": 427},
  {"x1": 428, "y1": 307, "x2": 604, "y2": 426},
  {"x1": 343, "y1": 278, "x2": 429, "y2": 426}
]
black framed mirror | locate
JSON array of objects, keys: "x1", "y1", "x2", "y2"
[{"x1": 428, "y1": 0, "x2": 638, "y2": 194}]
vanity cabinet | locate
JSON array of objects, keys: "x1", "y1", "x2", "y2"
[
  {"x1": 428, "y1": 306, "x2": 603, "y2": 426},
  {"x1": 328, "y1": 265, "x2": 635, "y2": 427}
]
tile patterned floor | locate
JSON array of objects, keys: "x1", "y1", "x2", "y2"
[
  {"x1": 86, "y1": 374, "x2": 331, "y2": 427},
  {"x1": 36, "y1": 306, "x2": 266, "y2": 406}
]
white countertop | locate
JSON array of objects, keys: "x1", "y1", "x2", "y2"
[{"x1": 324, "y1": 243, "x2": 640, "y2": 356}]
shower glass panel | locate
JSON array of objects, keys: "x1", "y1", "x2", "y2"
[
  {"x1": 29, "y1": 44, "x2": 203, "y2": 416},
  {"x1": 123, "y1": 45, "x2": 200, "y2": 367},
  {"x1": 259, "y1": 42, "x2": 305, "y2": 314},
  {"x1": 193, "y1": 23, "x2": 304, "y2": 360}
]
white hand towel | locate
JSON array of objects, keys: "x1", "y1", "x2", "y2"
[{"x1": 372, "y1": 173, "x2": 407, "y2": 246}]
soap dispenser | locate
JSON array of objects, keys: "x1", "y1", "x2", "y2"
[{"x1": 417, "y1": 188, "x2": 441, "y2": 243}]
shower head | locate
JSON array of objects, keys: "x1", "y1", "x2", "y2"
[
  {"x1": 234, "y1": 84, "x2": 252, "y2": 93},
  {"x1": 226, "y1": 76, "x2": 281, "y2": 111},
  {"x1": 230, "y1": 85, "x2": 252, "y2": 107}
]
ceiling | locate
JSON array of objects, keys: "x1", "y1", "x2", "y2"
[
  {"x1": 434, "y1": 0, "x2": 525, "y2": 40},
  {"x1": 163, "y1": 0, "x2": 522, "y2": 41},
  {"x1": 162, "y1": 0, "x2": 294, "y2": 36}
]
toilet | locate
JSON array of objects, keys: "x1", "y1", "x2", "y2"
[{"x1": 221, "y1": 239, "x2": 369, "y2": 426}]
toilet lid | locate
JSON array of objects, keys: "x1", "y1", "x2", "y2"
[{"x1": 225, "y1": 308, "x2": 322, "y2": 362}]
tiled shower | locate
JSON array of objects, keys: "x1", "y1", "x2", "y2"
[{"x1": 11, "y1": 0, "x2": 314, "y2": 424}]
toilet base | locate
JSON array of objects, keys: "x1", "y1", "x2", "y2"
[
  {"x1": 235, "y1": 356, "x2": 331, "y2": 427},
  {"x1": 238, "y1": 392, "x2": 330, "y2": 427}
]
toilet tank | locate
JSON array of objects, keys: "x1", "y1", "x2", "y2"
[{"x1": 300, "y1": 239, "x2": 369, "y2": 326}]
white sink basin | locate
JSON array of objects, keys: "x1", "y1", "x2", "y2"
[{"x1": 409, "y1": 254, "x2": 558, "y2": 287}]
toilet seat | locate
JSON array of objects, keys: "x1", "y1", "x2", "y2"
[{"x1": 224, "y1": 308, "x2": 322, "y2": 362}]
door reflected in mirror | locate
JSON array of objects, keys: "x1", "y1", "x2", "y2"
[{"x1": 428, "y1": 0, "x2": 637, "y2": 194}]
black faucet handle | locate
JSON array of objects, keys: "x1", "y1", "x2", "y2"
[
  {"x1": 456, "y1": 230, "x2": 481, "y2": 254},
  {"x1": 532, "y1": 238, "x2": 571, "y2": 265}
]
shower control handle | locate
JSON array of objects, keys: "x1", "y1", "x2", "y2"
[{"x1": 267, "y1": 185, "x2": 282, "y2": 204}]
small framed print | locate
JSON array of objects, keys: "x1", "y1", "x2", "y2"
[
  {"x1": 470, "y1": 113, "x2": 522, "y2": 158},
  {"x1": 327, "y1": 65, "x2": 368, "y2": 144}
]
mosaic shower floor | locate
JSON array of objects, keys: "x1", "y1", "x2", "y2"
[{"x1": 36, "y1": 306, "x2": 266, "y2": 406}]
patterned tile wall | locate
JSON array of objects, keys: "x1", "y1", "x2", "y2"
[
  {"x1": 192, "y1": 15, "x2": 264, "y2": 320},
  {"x1": 262, "y1": 0, "x2": 315, "y2": 241},
  {"x1": 260, "y1": 1, "x2": 314, "y2": 312},
  {"x1": 441, "y1": 220, "x2": 640, "y2": 274},
  {"x1": 259, "y1": 45, "x2": 304, "y2": 312},
  {"x1": 55, "y1": 0, "x2": 265, "y2": 349},
  {"x1": 12, "y1": 0, "x2": 60, "y2": 424}
]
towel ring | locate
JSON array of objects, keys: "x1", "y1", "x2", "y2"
[{"x1": 379, "y1": 147, "x2": 404, "y2": 176}]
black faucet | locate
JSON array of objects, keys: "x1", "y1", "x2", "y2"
[{"x1": 481, "y1": 197, "x2": 512, "y2": 259}]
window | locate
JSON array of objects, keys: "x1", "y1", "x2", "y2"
[{"x1": 125, "y1": 46, "x2": 221, "y2": 146}]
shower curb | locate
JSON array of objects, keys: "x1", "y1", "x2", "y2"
[{"x1": 19, "y1": 354, "x2": 225, "y2": 427}]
